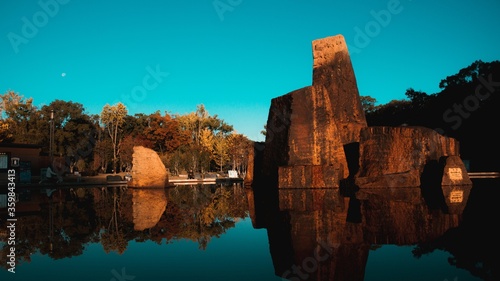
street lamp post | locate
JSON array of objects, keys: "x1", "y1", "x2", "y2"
[{"x1": 49, "y1": 110, "x2": 54, "y2": 162}]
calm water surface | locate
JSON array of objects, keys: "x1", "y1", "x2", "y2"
[{"x1": 1, "y1": 178, "x2": 498, "y2": 281}]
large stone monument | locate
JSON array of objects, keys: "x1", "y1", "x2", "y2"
[
  {"x1": 262, "y1": 34, "x2": 367, "y2": 188},
  {"x1": 254, "y1": 34, "x2": 471, "y2": 190},
  {"x1": 128, "y1": 146, "x2": 168, "y2": 188}
]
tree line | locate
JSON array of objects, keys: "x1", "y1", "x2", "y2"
[
  {"x1": 360, "y1": 59, "x2": 500, "y2": 171},
  {"x1": 0, "y1": 95, "x2": 252, "y2": 176},
  {"x1": 2, "y1": 59, "x2": 498, "y2": 175}
]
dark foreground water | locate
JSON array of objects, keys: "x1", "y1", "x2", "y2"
[{"x1": 1, "y1": 178, "x2": 498, "y2": 281}]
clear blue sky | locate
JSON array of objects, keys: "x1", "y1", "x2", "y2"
[{"x1": 1, "y1": 0, "x2": 499, "y2": 141}]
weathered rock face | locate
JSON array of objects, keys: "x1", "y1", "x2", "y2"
[
  {"x1": 131, "y1": 189, "x2": 167, "y2": 231},
  {"x1": 244, "y1": 141, "x2": 266, "y2": 186},
  {"x1": 312, "y1": 35, "x2": 367, "y2": 145},
  {"x1": 256, "y1": 34, "x2": 470, "y2": 191},
  {"x1": 244, "y1": 142, "x2": 256, "y2": 186},
  {"x1": 129, "y1": 146, "x2": 168, "y2": 188},
  {"x1": 262, "y1": 34, "x2": 367, "y2": 188},
  {"x1": 279, "y1": 164, "x2": 343, "y2": 189},
  {"x1": 355, "y1": 126, "x2": 462, "y2": 188}
]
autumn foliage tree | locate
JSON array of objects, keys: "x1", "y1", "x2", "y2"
[
  {"x1": 0, "y1": 90, "x2": 252, "y2": 176},
  {"x1": 100, "y1": 103, "x2": 127, "y2": 174},
  {"x1": 212, "y1": 132, "x2": 229, "y2": 172},
  {"x1": 143, "y1": 111, "x2": 188, "y2": 153},
  {"x1": 0, "y1": 91, "x2": 40, "y2": 144},
  {"x1": 227, "y1": 133, "x2": 252, "y2": 177}
]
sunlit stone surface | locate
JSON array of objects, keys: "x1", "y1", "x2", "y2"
[
  {"x1": 254, "y1": 34, "x2": 469, "y2": 190},
  {"x1": 355, "y1": 126, "x2": 466, "y2": 188},
  {"x1": 129, "y1": 146, "x2": 168, "y2": 188},
  {"x1": 262, "y1": 34, "x2": 367, "y2": 188}
]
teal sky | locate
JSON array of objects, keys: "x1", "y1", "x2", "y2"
[{"x1": 1, "y1": 0, "x2": 499, "y2": 141}]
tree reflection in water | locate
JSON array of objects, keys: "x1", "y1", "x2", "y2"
[
  {"x1": 1, "y1": 179, "x2": 496, "y2": 280},
  {"x1": 0, "y1": 182, "x2": 249, "y2": 267},
  {"x1": 164, "y1": 184, "x2": 248, "y2": 250},
  {"x1": 100, "y1": 186, "x2": 128, "y2": 254}
]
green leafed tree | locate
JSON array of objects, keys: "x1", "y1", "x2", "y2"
[
  {"x1": 40, "y1": 100, "x2": 97, "y2": 169},
  {"x1": 359, "y1": 95, "x2": 378, "y2": 114}
]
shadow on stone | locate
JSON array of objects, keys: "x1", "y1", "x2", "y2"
[
  {"x1": 340, "y1": 142, "x2": 361, "y2": 197},
  {"x1": 346, "y1": 197, "x2": 362, "y2": 223},
  {"x1": 420, "y1": 159, "x2": 448, "y2": 213}
]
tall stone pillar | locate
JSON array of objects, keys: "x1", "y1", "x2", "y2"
[{"x1": 262, "y1": 34, "x2": 367, "y2": 188}]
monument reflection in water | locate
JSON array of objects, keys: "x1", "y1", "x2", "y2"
[
  {"x1": 0, "y1": 178, "x2": 497, "y2": 281},
  {"x1": 248, "y1": 177, "x2": 497, "y2": 281}
]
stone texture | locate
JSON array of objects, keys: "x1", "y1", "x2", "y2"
[
  {"x1": 244, "y1": 141, "x2": 266, "y2": 187},
  {"x1": 312, "y1": 35, "x2": 367, "y2": 145},
  {"x1": 355, "y1": 126, "x2": 461, "y2": 188},
  {"x1": 129, "y1": 146, "x2": 168, "y2": 188},
  {"x1": 255, "y1": 34, "x2": 469, "y2": 191},
  {"x1": 244, "y1": 142, "x2": 255, "y2": 186},
  {"x1": 278, "y1": 165, "x2": 343, "y2": 188},
  {"x1": 261, "y1": 34, "x2": 367, "y2": 188}
]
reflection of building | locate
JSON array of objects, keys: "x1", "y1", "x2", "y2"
[{"x1": 0, "y1": 143, "x2": 43, "y2": 183}]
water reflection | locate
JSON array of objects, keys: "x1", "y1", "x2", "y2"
[
  {"x1": 131, "y1": 189, "x2": 167, "y2": 231},
  {"x1": 1, "y1": 179, "x2": 498, "y2": 280},
  {"x1": 0, "y1": 183, "x2": 249, "y2": 268},
  {"x1": 247, "y1": 179, "x2": 496, "y2": 281}
]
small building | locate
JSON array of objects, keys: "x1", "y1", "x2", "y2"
[{"x1": 0, "y1": 143, "x2": 43, "y2": 183}]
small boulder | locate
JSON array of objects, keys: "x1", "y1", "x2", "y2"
[{"x1": 129, "y1": 146, "x2": 168, "y2": 188}]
